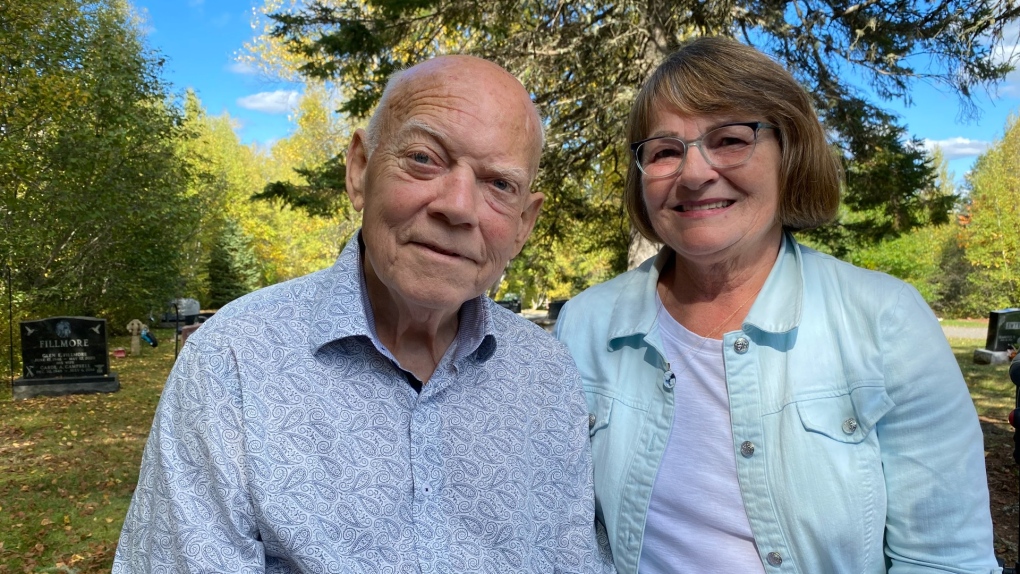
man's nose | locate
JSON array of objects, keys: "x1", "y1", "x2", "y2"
[{"x1": 428, "y1": 167, "x2": 480, "y2": 227}]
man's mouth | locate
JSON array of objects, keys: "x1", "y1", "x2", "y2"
[
  {"x1": 676, "y1": 200, "x2": 734, "y2": 212},
  {"x1": 415, "y1": 241, "x2": 465, "y2": 259}
]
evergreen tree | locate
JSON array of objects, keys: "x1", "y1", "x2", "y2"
[{"x1": 207, "y1": 220, "x2": 260, "y2": 309}]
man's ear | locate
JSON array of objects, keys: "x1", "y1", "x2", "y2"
[
  {"x1": 512, "y1": 192, "x2": 545, "y2": 255},
  {"x1": 345, "y1": 129, "x2": 369, "y2": 212}
]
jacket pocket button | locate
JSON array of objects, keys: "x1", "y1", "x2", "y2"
[
  {"x1": 842, "y1": 417, "x2": 858, "y2": 434},
  {"x1": 766, "y1": 551, "x2": 782, "y2": 566},
  {"x1": 588, "y1": 413, "x2": 597, "y2": 429}
]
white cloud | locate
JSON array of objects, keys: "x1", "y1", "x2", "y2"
[
  {"x1": 922, "y1": 137, "x2": 992, "y2": 160},
  {"x1": 1001, "y1": 68, "x2": 1020, "y2": 97},
  {"x1": 227, "y1": 61, "x2": 257, "y2": 75},
  {"x1": 990, "y1": 21, "x2": 1020, "y2": 96},
  {"x1": 237, "y1": 90, "x2": 301, "y2": 114}
]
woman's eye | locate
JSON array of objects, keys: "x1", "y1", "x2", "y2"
[
  {"x1": 716, "y1": 136, "x2": 750, "y2": 148},
  {"x1": 652, "y1": 147, "x2": 683, "y2": 161}
]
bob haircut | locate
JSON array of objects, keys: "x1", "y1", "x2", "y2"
[{"x1": 625, "y1": 36, "x2": 842, "y2": 244}]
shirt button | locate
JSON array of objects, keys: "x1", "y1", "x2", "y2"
[
  {"x1": 766, "y1": 551, "x2": 782, "y2": 566},
  {"x1": 588, "y1": 413, "x2": 597, "y2": 429},
  {"x1": 740, "y1": 441, "x2": 755, "y2": 457},
  {"x1": 733, "y1": 337, "x2": 749, "y2": 354},
  {"x1": 842, "y1": 417, "x2": 858, "y2": 434}
]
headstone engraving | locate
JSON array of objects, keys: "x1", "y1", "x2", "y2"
[{"x1": 13, "y1": 316, "x2": 119, "y2": 399}]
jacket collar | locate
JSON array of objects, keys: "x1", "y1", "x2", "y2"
[
  {"x1": 742, "y1": 231, "x2": 803, "y2": 335},
  {"x1": 606, "y1": 231, "x2": 804, "y2": 347}
]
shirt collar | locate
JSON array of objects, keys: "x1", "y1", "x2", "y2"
[{"x1": 308, "y1": 230, "x2": 495, "y2": 363}]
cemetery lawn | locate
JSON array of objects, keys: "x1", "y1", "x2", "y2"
[
  {"x1": 0, "y1": 331, "x2": 1015, "y2": 571},
  {"x1": 0, "y1": 328, "x2": 174, "y2": 573}
]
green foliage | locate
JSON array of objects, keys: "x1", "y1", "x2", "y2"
[
  {"x1": 961, "y1": 114, "x2": 1020, "y2": 312},
  {"x1": 177, "y1": 89, "x2": 346, "y2": 302},
  {"x1": 0, "y1": 0, "x2": 196, "y2": 359},
  {"x1": 823, "y1": 145, "x2": 982, "y2": 317},
  {"x1": 207, "y1": 220, "x2": 260, "y2": 309},
  {"x1": 252, "y1": 154, "x2": 349, "y2": 217},
  {"x1": 849, "y1": 223, "x2": 971, "y2": 309},
  {"x1": 250, "y1": 0, "x2": 1016, "y2": 297}
]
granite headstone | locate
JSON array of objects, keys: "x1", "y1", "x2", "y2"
[
  {"x1": 986, "y1": 308, "x2": 1020, "y2": 352},
  {"x1": 13, "y1": 316, "x2": 119, "y2": 399}
]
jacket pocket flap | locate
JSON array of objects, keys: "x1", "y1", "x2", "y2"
[{"x1": 797, "y1": 386, "x2": 893, "y2": 444}]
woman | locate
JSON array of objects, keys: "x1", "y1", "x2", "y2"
[{"x1": 555, "y1": 37, "x2": 999, "y2": 574}]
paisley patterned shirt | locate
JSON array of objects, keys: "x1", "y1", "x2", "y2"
[{"x1": 113, "y1": 233, "x2": 612, "y2": 574}]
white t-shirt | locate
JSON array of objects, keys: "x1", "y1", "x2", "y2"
[{"x1": 638, "y1": 298, "x2": 766, "y2": 573}]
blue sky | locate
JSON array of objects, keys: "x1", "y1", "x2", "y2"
[
  {"x1": 132, "y1": 0, "x2": 1020, "y2": 183},
  {"x1": 132, "y1": 0, "x2": 301, "y2": 148}
]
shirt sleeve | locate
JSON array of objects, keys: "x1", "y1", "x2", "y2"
[
  {"x1": 879, "y1": 283, "x2": 1001, "y2": 574},
  {"x1": 553, "y1": 358, "x2": 617, "y2": 574},
  {"x1": 112, "y1": 333, "x2": 264, "y2": 573}
]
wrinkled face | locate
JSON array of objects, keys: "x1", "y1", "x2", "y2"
[
  {"x1": 641, "y1": 105, "x2": 783, "y2": 266},
  {"x1": 346, "y1": 58, "x2": 544, "y2": 315}
]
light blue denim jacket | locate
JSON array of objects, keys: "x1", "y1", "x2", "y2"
[{"x1": 555, "y1": 232, "x2": 999, "y2": 574}]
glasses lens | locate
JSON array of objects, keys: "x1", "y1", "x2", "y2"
[
  {"x1": 702, "y1": 124, "x2": 757, "y2": 167},
  {"x1": 637, "y1": 138, "x2": 685, "y2": 176}
]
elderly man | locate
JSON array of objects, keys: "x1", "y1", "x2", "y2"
[{"x1": 113, "y1": 56, "x2": 612, "y2": 573}]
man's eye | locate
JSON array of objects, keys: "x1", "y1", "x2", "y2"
[
  {"x1": 492, "y1": 179, "x2": 512, "y2": 192},
  {"x1": 410, "y1": 151, "x2": 432, "y2": 164}
]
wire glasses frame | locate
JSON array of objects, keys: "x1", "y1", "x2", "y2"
[{"x1": 630, "y1": 121, "x2": 778, "y2": 178}]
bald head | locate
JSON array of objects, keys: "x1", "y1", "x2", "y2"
[{"x1": 364, "y1": 55, "x2": 544, "y2": 181}]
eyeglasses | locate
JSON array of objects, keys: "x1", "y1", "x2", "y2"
[{"x1": 630, "y1": 121, "x2": 778, "y2": 178}]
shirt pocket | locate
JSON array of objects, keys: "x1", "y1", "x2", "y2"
[{"x1": 796, "y1": 385, "x2": 894, "y2": 444}]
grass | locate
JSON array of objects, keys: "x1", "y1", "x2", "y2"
[
  {"x1": 0, "y1": 329, "x2": 175, "y2": 573},
  {"x1": 940, "y1": 317, "x2": 990, "y2": 329},
  {"x1": 0, "y1": 330, "x2": 1014, "y2": 572},
  {"x1": 948, "y1": 336, "x2": 1015, "y2": 422}
]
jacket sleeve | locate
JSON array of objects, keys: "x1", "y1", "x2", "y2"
[
  {"x1": 879, "y1": 283, "x2": 1001, "y2": 574},
  {"x1": 112, "y1": 334, "x2": 264, "y2": 573}
]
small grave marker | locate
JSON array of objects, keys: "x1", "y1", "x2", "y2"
[{"x1": 126, "y1": 319, "x2": 145, "y2": 356}]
